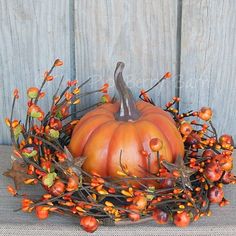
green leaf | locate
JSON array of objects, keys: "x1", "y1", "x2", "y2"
[
  {"x1": 146, "y1": 186, "x2": 155, "y2": 200},
  {"x1": 27, "y1": 91, "x2": 38, "y2": 99},
  {"x1": 30, "y1": 110, "x2": 41, "y2": 118},
  {"x1": 22, "y1": 149, "x2": 38, "y2": 158},
  {"x1": 55, "y1": 110, "x2": 63, "y2": 119},
  {"x1": 49, "y1": 129, "x2": 60, "y2": 139},
  {"x1": 43, "y1": 172, "x2": 57, "y2": 187},
  {"x1": 13, "y1": 124, "x2": 23, "y2": 139},
  {"x1": 101, "y1": 96, "x2": 107, "y2": 104}
]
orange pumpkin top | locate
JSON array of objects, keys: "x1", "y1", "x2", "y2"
[{"x1": 68, "y1": 62, "x2": 184, "y2": 178}]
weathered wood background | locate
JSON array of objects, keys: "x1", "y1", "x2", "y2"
[{"x1": 0, "y1": 0, "x2": 235, "y2": 144}]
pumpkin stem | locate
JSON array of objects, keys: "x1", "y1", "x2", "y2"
[{"x1": 114, "y1": 62, "x2": 140, "y2": 121}]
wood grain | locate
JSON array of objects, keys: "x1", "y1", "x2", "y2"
[
  {"x1": 74, "y1": 0, "x2": 179, "y2": 111},
  {"x1": 1, "y1": 0, "x2": 236, "y2": 144},
  {"x1": 0, "y1": 0, "x2": 72, "y2": 144},
  {"x1": 180, "y1": 0, "x2": 236, "y2": 140}
]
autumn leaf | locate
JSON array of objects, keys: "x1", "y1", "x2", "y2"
[
  {"x1": 3, "y1": 160, "x2": 32, "y2": 190},
  {"x1": 42, "y1": 172, "x2": 57, "y2": 187}
]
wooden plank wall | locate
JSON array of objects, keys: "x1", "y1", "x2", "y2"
[
  {"x1": 0, "y1": 0, "x2": 72, "y2": 144},
  {"x1": 0, "y1": 0, "x2": 235, "y2": 144},
  {"x1": 180, "y1": 0, "x2": 236, "y2": 141},
  {"x1": 74, "y1": 0, "x2": 179, "y2": 110}
]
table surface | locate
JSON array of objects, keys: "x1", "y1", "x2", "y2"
[{"x1": 1, "y1": 145, "x2": 236, "y2": 236}]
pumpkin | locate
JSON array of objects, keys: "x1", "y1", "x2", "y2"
[{"x1": 68, "y1": 62, "x2": 184, "y2": 178}]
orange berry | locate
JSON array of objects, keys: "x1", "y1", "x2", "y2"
[
  {"x1": 99, "y1": 83, "x2": 109, "y2": 93},
  {"x1": 180, "y1": 122, "x2": 193, "y2": 136},
  {"x1": 46, "y1": 75, "x2": 54, "y2": 81},
  {"x1": 22, "y1": 198, "x2": 33, "y2": 212},
  {"x1": 198, "y1": 107, "x2": 213, "y2": 121},
  {"x1": 35, "y1": 206, "x2": 49, "y2": 220},
  {"x1": 80, "y1": 216, "x2": 99, "y2": 233},
  {"x1": 173, "y1": 211, "x2": 191, "y2": 227},
  {"x1": 27, "y1": 87, "x2": 39, "y2": 99},
  {"x1": 66, "y1": 176, "x2": 79, "y2": 191},
  {"x1": 149, "y1": 138, "x2": 163, "y2": 152},
  {"x1": 7, "y1": 185, "x2": 17, "y2": 196},
  {"x1": 54, "y1": 59, "x2": 63, "y2": 67},
  {"x1": 164, "y1": 72, "x2": 171, "y2": 79},
  {"x1": 219, "y1": 134, "x2": 234, "y2": 149},
  {"x1": 133, "y1": 196, "x2": 147, "y2": 210},
  {"x1": 13, "y1": 89, "x2": 19, "y2": 98},
  {"x1": 128, "y1": 205, "x2": 140, "y2": 222},
  {"x1": 50, "y1": 180, "x2": 65, "y2": 196}
]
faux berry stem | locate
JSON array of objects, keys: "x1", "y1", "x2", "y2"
[
  {"x1": 34, "y1": 64, "x2": 55, "y2": 104},
  {"x1": 10, "y1": 96, "x2": 17, "y2": 147},
  {"x1": 61, "y1": 102, "x2": 101, "y2": 121},
  {"x1": 209, "y1": 120, "x2": 218, "y2": 140}
]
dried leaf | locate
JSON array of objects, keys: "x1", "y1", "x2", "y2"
[{"x1": 3, "y1": 160, "x2": 32, "y2": 190}]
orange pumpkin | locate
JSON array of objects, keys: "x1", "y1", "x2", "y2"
[{"x1": 69, "y1": 62, "x2": 184, "y2": 178}]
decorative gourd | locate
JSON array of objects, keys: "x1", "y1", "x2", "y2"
[{"x1": 68, "y1": 62, "x2": 184, "y2": 178}]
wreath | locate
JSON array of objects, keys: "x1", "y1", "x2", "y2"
[{"x1": 3, "y1": 59, "x2": 235, "y2": 233}]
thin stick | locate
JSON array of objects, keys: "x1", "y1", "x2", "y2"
[
  {"x1": 156, "y1": 151, "x2": 160, "y2": 171},
  {"x1": 29, "y1": 134, "x2": 64, "y2": 152},
  {"x1": 209, "y1": 120, "x2": 218, "y2": 140},
  {"x1": 61, "y1": 102, "x2": 101, "y2": 121}
]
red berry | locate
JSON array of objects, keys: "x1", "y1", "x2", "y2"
[
  {"x1": 80, "y1": 216, "x2": 99, "y2": 233},
  {"x1": 49, "y1": 118, "x2": 62, "y2": 130},
  {"x1": 180, "y1": 122, "x2": 193, "y2": 136},
  {"x1": 212, "y1": 154, "x2": 224, "y2": 162},
  {"x1": 208, "y1": 186, "x2": 224, "y2": 203},
  {"x1": 159, "y1": 172, "x2": 174, "y2": 189},
  {"x1": 202, "y1": 150, "x2": 216, "y2": 159},
  {"x1": 204, "y1": 162, "x2": 223, "y2": 182},
  {"x1": 152, "y1": 208, "x2": 169, "y2": 224},
  {"x1": 173, "y1": 211, "x2": 191, "y2": 227},
  {"x1": 50, "y1": 180, "x2": 65, "y2": 196},
  {"x1": 189, "y1": 151, "x2": 198, "y2": 157},
  {"x1": 40, "y1": 160, "x2": 51, "y2": 171},
  {"x1": 222, "y1": 172, "x2": 234, "y2": 184},
  {"x1": 185, "y1": 133, "x2": 201, "y2": 146},
  {"x1": 212, "y1": 154, "x2": 233, "y2": 172}
]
